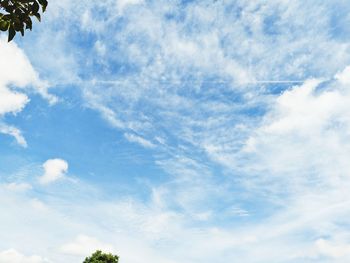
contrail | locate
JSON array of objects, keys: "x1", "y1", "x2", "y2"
[
  {"x1": 92, "y1": 79, "x2": 306, "y2": 84},
  {"x1": 242, "y1": 80, "x2": 305, "y2": 84}
]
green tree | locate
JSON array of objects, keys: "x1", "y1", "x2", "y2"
[
  {"x1": 83, "y1": 250, "x2": 119, "y2": 263},
  {"x1": 0, "y1": 0, "x2": 47, "y2": 42}
]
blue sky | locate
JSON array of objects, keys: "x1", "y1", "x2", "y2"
[{"x1": 2, "y1": 0, "x2": 350, "y2": 262}]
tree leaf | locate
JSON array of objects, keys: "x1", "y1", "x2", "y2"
[
  {"x1": 38, "y1": 0, "x2": 48, "y2": 12},
  {"x1": 33, "y1": 12, "x2": 41, "y2": 22},
  {"x1": 25, "y1": 17, "x2": 32, "y2": 30},
  {"x1": 31, "y1": 1, "x2": 39, "y2": 14},
  {"x1": 0, "y1": 20, "x2": 9, "y2": 31},
  {"x1": 0, "y1": 0, "x2": 47, "y2": 40},
  {"x1": 8, "y1": 26, "x2": 16, "y2": 42}
]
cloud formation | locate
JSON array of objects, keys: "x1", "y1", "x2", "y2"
[
  {"x1": 61, "y1": 235, "x2": 115, "y2": 257},
  {"x1": 0, "y1": 249, "x2": 49, "y2": 263},
  {"x1": 39, "y1": 159, "x2": 68, "y2": 185},
  {"x1": 0, "y1": 38, "x2": 56, "y2": 147}
]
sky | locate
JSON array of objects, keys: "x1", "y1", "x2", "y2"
[{"x1": 2, "y1": 0, "x2": 350, "y2": 262}]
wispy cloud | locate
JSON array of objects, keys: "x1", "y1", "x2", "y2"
[
  {"x1": 0, "y1": 124, "x2": 28, "y2": 147},
  {"x1": 124, "y1": 133, "x2": 156, "y2": 148}
]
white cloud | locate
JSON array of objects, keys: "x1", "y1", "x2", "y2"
[
  {"x1": 315, "y1": 239, "x2": 350, "y2": 259},
  {"x1": 0, "y1": 38, "x2": 56, "y2": 104},
  {"x1": 0, "y1": 38, "x2": 56, "y2": 147},
  {"x1": 30, "y1": 198, "x2": 49, "y2": 211},
  {"x1": 1, "y1": 168, "x2": 350, "y2": 263},
  {"x1": 60, "y1": 235, "x2": 115, "y2": 257},
  {"x1": 0, "y1": 39, "x2": 39, "y2": 88},
  {"x1": 0, "y1": 124, "x2": 27, "y2": 147},
  {"x1": 0, "y1": 249, "x2": 49, "y2": 263},
  {"x1": 4, "y1": 182, "x2": 32, "y2": 192},
  {"x1": 124, "y1": 133, "x2": 156, "y2": 148},
  {"x1": 0, "y1": 87, "x2": 29, "y2": 116},
  {"x1": 39, "y1": 159, "x2": 68, "y2": 185},
  {"x1": 117, "y1": 0, "x2": 144, "y2": 13},
  {"x1": 262, "y1": 79, "x2": 340, "y2": 135},
  {"x1": 335, "y1": 65, "x2": 350, "y2": 85},
  {"x1": 237, "y1": 66, "x2": 350, "y2": 194}
]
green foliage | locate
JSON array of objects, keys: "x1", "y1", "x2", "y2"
[
  {"x1": 83, "y1": 250, "x2": 119, "y2": 263},
  {"x1": 0, "y1": 0, "x2": 47, "y2": 41}
]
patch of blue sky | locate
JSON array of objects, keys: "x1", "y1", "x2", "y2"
[
  {"x1": 262, "y1": 13, "x2": 281, "y2": 36},
  {"x1": 163, "y1": 3, "x2": 187, "y2": 23},
  {"x1": 328, "y1": 2, "x2": 350, "y2": 41},
  {"x1": 0, "y1": 153, "x2": 34, "y2": 181},
  {"x1": 2, "y1": 91, "x2": 166, "y2": 195}
]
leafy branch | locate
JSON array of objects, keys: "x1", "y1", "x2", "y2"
[{"x1": 0, "y1": 0, "x2": 47, "y2": 41}]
